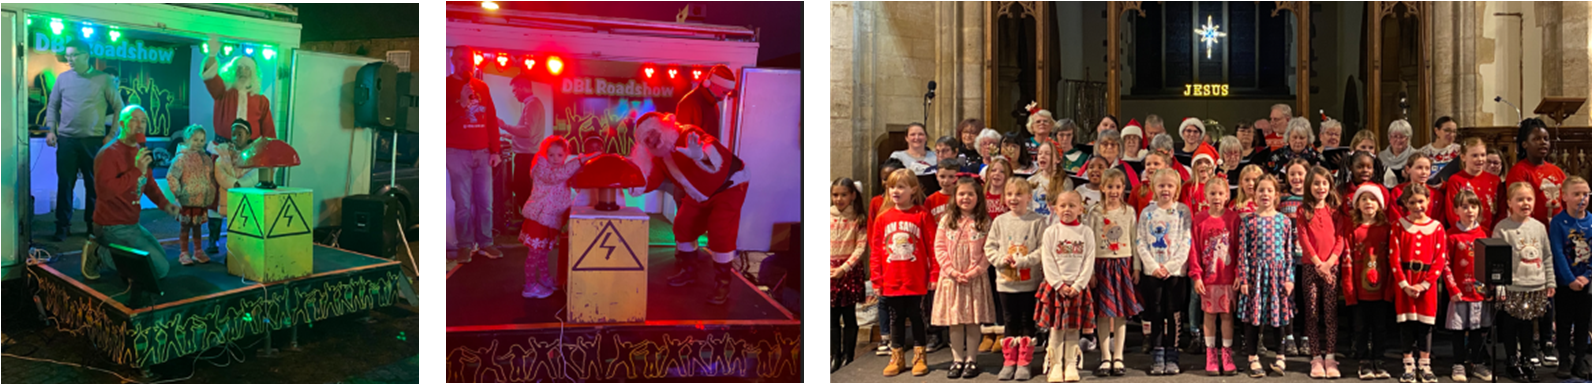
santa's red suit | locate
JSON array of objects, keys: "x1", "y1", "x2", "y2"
[{"x1": 631, "y1": 113, "x2": 748, "y2": 304}]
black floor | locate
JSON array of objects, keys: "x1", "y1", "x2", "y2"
[{"x1": 39, "y1": 244, "x2": 392, "y2": 307}]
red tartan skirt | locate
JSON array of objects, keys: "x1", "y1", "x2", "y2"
[{"x1": 1036, "y1": 282, "x2": 1096, "y2": 330}]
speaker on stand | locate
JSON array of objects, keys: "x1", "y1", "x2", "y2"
[{"x1": 1475, "y1": 237, "x2": 1513, "y2": 381}]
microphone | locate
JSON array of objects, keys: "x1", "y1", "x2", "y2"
[
  {"x1": 925, "y1": 80, "x2": 937, "y2": 100},
  {"x1": 1495, "y1": 96, "x2": 1522, "y2": 121}
]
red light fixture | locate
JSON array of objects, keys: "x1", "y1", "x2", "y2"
[
  {"x1": 691, "y1": 68, "x2": 703, "y2": 80},
  {"x1": 496, "y1": 52, "x2": 509, "y2": 67},
  {"x1": 524, "y1": 55, "x2": 536, "y2": 70},
  {"x1": 643, "y1": 65, "x2": 655, "y2": 79},
  {"x1": 472, "y1": 51, "x2": 483, "y2": 66},
  {"x1": 546, "y1": 56, "x2": 564, "y2": 75},
  {"x1": 668, "y1": 67, "x2": 679, "y2": 79}
]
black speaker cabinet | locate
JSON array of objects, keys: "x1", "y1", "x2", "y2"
[
  {"x1": 341, "y1": 194, "x2": 400, "y2": 258},
  {"x1": 1476, "y1": 237, "x2": 1513, "y2": 286}
]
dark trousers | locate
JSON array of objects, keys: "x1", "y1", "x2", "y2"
[
  {"x1": 1242, "y1": 323, "x2": 1284, "y2": 358},
  {"x1": 988, "y1": 267, "x2": 1004, "y2": 325},
  {"x1": 1452, "y1": 328, "x2": 1491, "y2": 365},
  {"x1": 1001, "y1": 291, "x2": 1037, "y2": 338},
  {"x1": 1350, "y1": 301, "x2": 1394, "y2": 360},
  {"x1": 921, "y1": 290, "x2": 947, "y2": 338},
  {"x1": 1138, "y1": 275, "x2": 1190, "y2": 348},
  {"x1": 1399, "y1": 321, "x2": 1434, "y2": 355},
  {"x1": 832, "y1": 305, "x2": 859, "y2": 359},
  {"x1": 1556, "y1": 286, "x2": 1592, "y2": 359},
  {"x1": 1502, "y1": 313, "x2": 1540, "y2": 359},
  {"x1": 886, "y1": 295, "x2": 927, "y2": 349},
  {"x1": 54, "y1": 136, "x2": 101, "y2": 231},
  {"x1": 511, "y1": 153, "x2": 534, "y2": 215}
]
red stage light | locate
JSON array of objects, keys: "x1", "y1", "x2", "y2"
[
  {"x1": 496, "y1": 52, "x2": 509, "y2": 67},
  {"x1": 644, "y1": 66, "x2": 655, "y2": 78},
  {"x1": 547, "y1": 56, "x2": 564, "y2": 75},
  {"x1": 472, "y1": 51, "x2": 483, "y2": 66},
  {"x1": 692, "y1": 69, "x2": 703, "y2": 80},
  {"x1": 668, "y1": 67, "x2": 678, "y2": 79},
  {"x1": 524, "y1": 55, "x2": 536, "y2": 70}
]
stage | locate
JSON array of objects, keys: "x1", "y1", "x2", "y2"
[
  {"x1": 445, "y1": 245, "x2": 802, "y2": 382},
  {"x1": 25, "y1": 244, "x2": 406, "y2": 369}
]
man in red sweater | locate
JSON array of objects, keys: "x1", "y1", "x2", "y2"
[
  {"x1": 83, "y1": 105, "x2": 181, "y2": 280},
  {"x1": 447, "y1": 46, "x2": 503, "y2": 262}
]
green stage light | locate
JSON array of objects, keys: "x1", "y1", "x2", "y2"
[
  {"x1": 246, "y1": 47, "x2": 253, "y2": 56},
  {"x1": 81, "y1": 26, "x2": 93, "y2": 39},
  {"x1": 224, "y1": 45, "x2": 233, "y2": 56},
  {"x1": 109, "y1": 29, "x2": 121, "y2": 42},
  {"x1": 263, "y1": 46, "x2": 276, "y2": 60},
  {"x1": 49, "y1": 18, "x2": 63, "y2": 35}
]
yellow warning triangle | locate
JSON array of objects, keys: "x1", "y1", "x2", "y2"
[
  {"x1": 229, "y1": 197, "x2": 264, "y2": 237},
  {"x1": 571, "y1": 221, "x2": 644, "y2": 271},
  {"x1": 267, "y1": 195, "x2": 311, "y2": 237}
]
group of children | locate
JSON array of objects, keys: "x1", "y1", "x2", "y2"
[
  {"x1": 831, "y1": 114, "x2": 1592, "y2": 383},
  {"x1": 164, "y1": 120, "x2": 259, "y2": 265}
]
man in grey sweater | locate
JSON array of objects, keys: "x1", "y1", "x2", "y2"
[{"x1": 45, "y1": 39, "x2": 125, "y2": 241}]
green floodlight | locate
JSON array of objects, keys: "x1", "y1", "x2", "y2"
[
  {"x1": 263, "y1": 46, "x2": 276, "y2": 60},
  {"x1": 81, "y1": 26, "x2": 93, "y2": 39},
  {"x1": 109, "y1": 29, "x2": 121, "y2": 42},
  {"x1": 49, "y1": 18, "x2": 63, "y2": 35}
]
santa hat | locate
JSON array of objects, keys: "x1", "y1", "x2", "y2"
[
  {"x1": 1179, "y1": 117, "x2": 1206, "y2": 133},
  {"x1": 1121, "y1": 118, "x2": 1144, "y2": 139},
  {"x1": 1192, "y1": 142, "x2": 1219, "y2": 167},
  {"x1": 1353, "y1": 182, "x2": 1386, "y2": 207}
]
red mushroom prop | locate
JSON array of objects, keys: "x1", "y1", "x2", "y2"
[
  {"x1": 569, "y1": 154, "x2": 646, "y2": 211},
  {"x1": 237, "y1": 138, "x2": 300, "y2": 189}
]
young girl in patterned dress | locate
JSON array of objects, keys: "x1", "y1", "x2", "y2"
[
  {"x1": 518, "y1": 136, "x2": 590, "y2": 299},
  {"x1": 1191, "y1": 178, "x2": 1239, "y2": 375},
  {"x1": 831, "y1": 178, "x2": 868, "y2": 371},
  {"x1": 1237, "y1": 175, "x2": 1298, "y2": 378},
  {"x1": 1390, "y1": 184, "x2": 1448, "y2": 383},
  {"x1": 932, "y1": 177, "x2": 996, "y2": 379},
  {"x1": 1032, "y1": 190, "x2": 1096, "y2": 382},
  {"x1": 1086, "y1": 169, "x2": 1141, "y2": 377},
  {"x1": 168, "y1": 125, "x2": 217, "y2": 266}
]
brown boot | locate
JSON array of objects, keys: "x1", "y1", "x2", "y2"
[
  {"x1": 979, "y1": 333, "x2": 997, "y2": 352},
  {"x1": 987, "y1": 334, "x2": 1006, "y2": 352},
  {"x1": 912, "y1": 346, "x2": 931, "y2": 376},
  {"x1": 883, "y1": 347, "x2": 905, "y2": 376}
]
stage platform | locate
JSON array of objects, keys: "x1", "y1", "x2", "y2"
[
  {"x1": 25, "y1": 244, "x2": 405, "y2": 369},
  {"x1": 445, "y1": 246, "x2": 801, "y2": 382}
]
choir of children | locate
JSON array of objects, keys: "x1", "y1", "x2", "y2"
[{"x1": 833, "y1": 115, "x2": 1589, "y2": 382}]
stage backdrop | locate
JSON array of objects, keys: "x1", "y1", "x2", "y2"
[{"x1": 449, "y1": 56, "x2": 694, "y2": 246}]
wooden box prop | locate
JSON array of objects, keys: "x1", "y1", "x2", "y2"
[
  {"x1": 226, "y1": 187, "x2": 314, "y2": 282},
  {"x1": 567, "y1": 206, "x2": 648, "y2": 323}
]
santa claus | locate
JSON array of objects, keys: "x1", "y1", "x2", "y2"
[{"x1": 629, "y1": 112, "x2": 749, "y2": 305}]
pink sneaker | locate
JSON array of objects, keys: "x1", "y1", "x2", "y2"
[{"x1": 1206, "y1": 347, "x2": 1221, "y2": 375}]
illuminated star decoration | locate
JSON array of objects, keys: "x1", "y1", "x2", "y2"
[{"x1": 1194, "y1": 15, "x2": 1227, "y2": 59}]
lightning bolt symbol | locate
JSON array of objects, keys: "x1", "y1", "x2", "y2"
[{"x1": 598, "y1": 232, "x2": 618, "y2": 260}]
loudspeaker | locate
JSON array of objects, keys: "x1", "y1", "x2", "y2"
[
  {"x1": 355, "y1": 62, "x2": 399, "y2": 129},
  {"x1": 1476, "y1": 237, "x2": 1513, "y2": 286},
  {"x1": 340, "y1": 194, "x2": 401, "y2": 258},
  {"x1": 104, "y1": 241, "x2": 162, "y2": 308},
  {"x1": 769, "y1": 222, "x2": 800, "y2": 253}
]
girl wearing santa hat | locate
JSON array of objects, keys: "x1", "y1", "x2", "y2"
[{"x1": 1342, "y1": 182, "x2": 1396, "y2": 380}]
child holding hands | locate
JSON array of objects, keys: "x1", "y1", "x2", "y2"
[{"x1": 932, "y1": 177, "x2": 996, "y2": 379}]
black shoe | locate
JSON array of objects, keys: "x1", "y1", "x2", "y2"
[
  {"x1": 832, "y1": 356, "x2": 843, "y2": 373},
  {"x1": 1572, "y1": 354, "x2": 1592, "y2": 379},
  {"x1": 205, "y1": 243, "x2": 220, "y2": 255},
  {"x1": 667, "y1": 250, "x2": 699, "y2": 287},
  {"x1": 1358, "y1": 360, "x2": 1376, "y2": 380},
  {"x1": 926, "y1": 333, "x2": 945, "y2": 353},
  {"x1": 1111, "y1": 359, "x2": 1126, "y2": 376},
  {"x1": 962, "y1": 360, "x2": 982, "y2": 379},
  {"x1": 946, "y1": 361, "x2": 964, "y2": 378},
  {"x1": 51, "y1": 226, "x2": 68, "y2": 242},
  {"x1": 1094, "y1": 361, "x2": 1110, "y2": 377},
  {"x1": 706, "y1": 262, "x2": 733, "y2": 305}
]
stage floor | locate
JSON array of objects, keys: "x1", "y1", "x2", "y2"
[
  {"x1": 446, "y1": 245, "x2": 792, "y2": 328},
  {"x1": 38, "y1": 243, "x2": 391, "y2": 310}
]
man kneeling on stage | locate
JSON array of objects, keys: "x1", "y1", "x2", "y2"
[
  {"x1": 82, "y1": 105, "x2": 181, "y2": 280},
  {"x1": 629, "y1": 112, "x2": 749, "y2": 305}
]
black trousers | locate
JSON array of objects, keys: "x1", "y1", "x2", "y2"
[
  {"x1": 1350, "y1": 301, "x2": 1394, "y2": 360},
  {"x1": 1241, "y1": 323, "x2": 1284, "y2": 358},
  {"x1": 886, "y1": 295, "x2": 927, "y2": 349},
  {"x1": 1556, "y1": 286, "x2": 1592, "y2": 358},
  {"x1": 1501, "y1": 312, "x2": 1541, "y2": 359},
  {"x1": 988, "y1": 267, "x2": 1004, "y2": 325},
  {"x1": 1451, "y1": 328, "x2": 1491, "y2": 365},
  {"x1": 54, "y1": 136, "x2": 101, "y2": 230},
  {"x1": 832, "y1": 305, "x2": 859, "y2": 359},
  {"x1": 1001, "y1": 291, "x2": 1036, "y2": 338},
  {"x1": 1138, "y1": 275, "x2": 1190, "y2": 349},
  {"x1": 921, "y1": 290, "x2": 947, "y2": 337},
  {"x1": 1399, "y1": 321, "x2": 1434, "y2": 355}
]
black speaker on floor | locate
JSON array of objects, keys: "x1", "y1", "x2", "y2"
[
  {"x1": 1476, "y1": 237, "x2": 1513, "y2": 286},
  {"x1": 341, "y1": 194, "x2": 400, "y2": 258}
]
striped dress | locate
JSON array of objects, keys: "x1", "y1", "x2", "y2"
[
  {"x1": 1236, "y1": 212, "x2": 1299, "y2": 327},
  {"x1": 1086, "y1": 203, "x2": 1142, "y2": 318}
]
